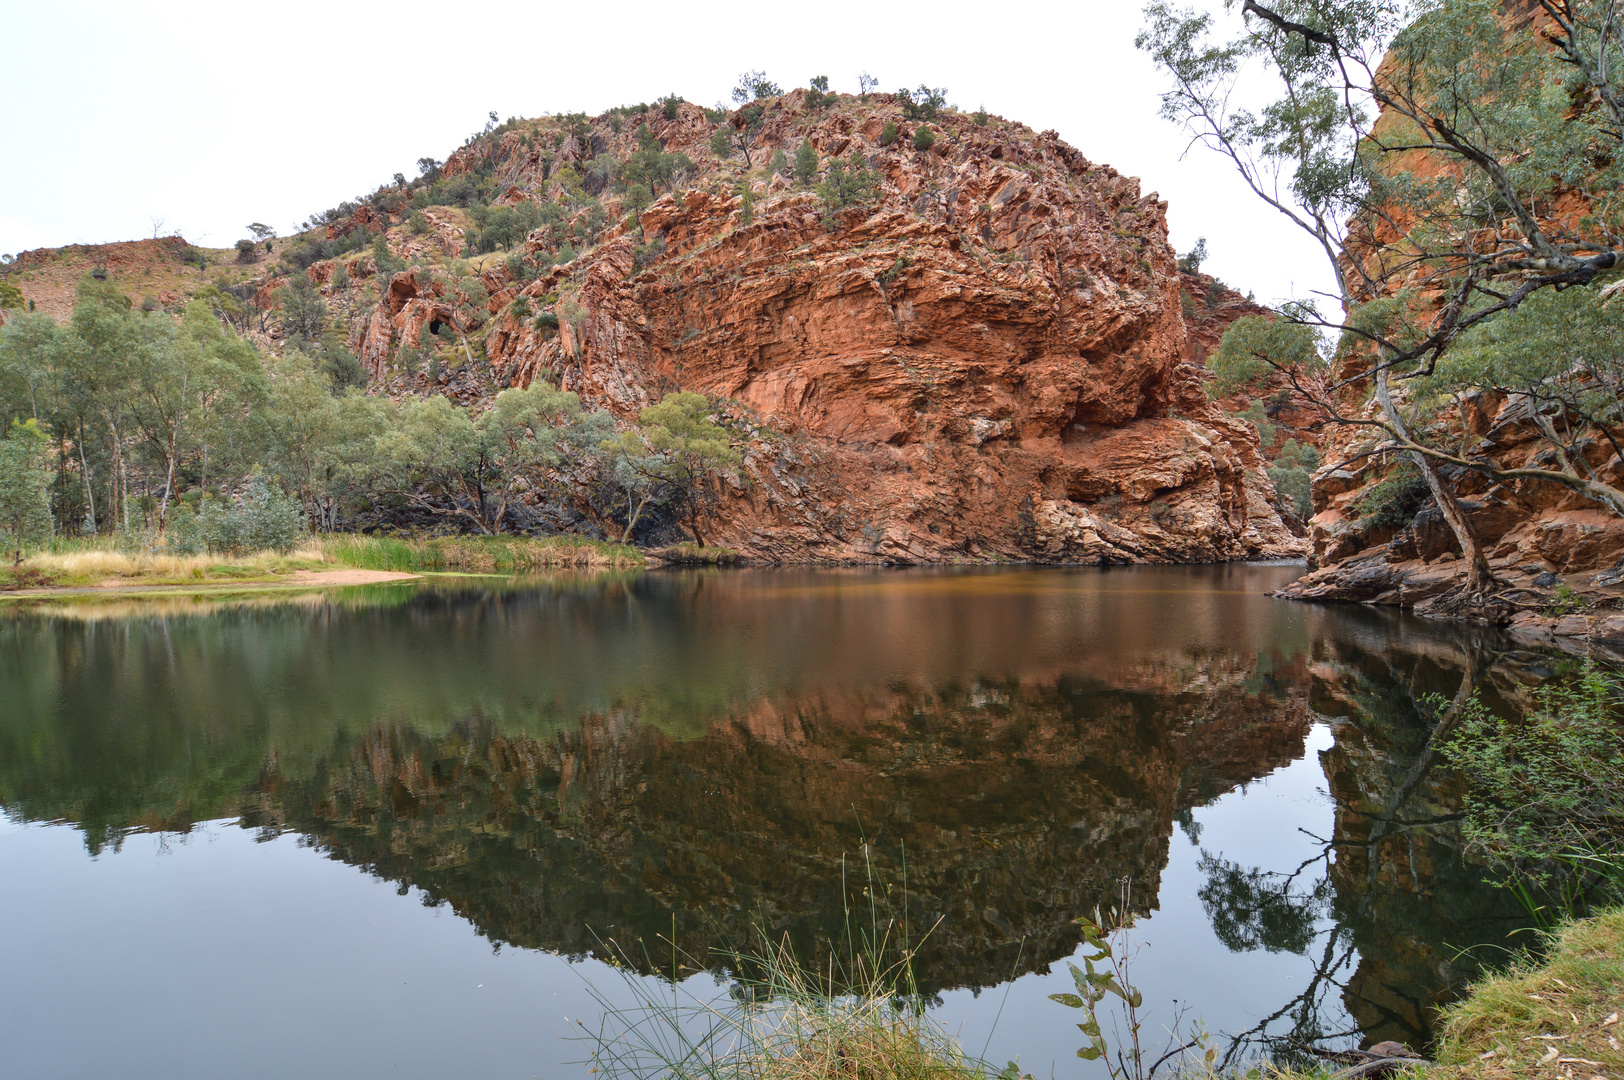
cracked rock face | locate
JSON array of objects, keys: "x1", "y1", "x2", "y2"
[{"x1": 348, "y1": 94, "x2": 1304, "y2": 563}]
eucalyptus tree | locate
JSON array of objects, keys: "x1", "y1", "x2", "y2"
[
  {"x1": 0, "y1": 420, "x2": 52, "y2": 563},
  {"x1": 1139, "y1": 0, "x2": 1624, "y2": 595}
]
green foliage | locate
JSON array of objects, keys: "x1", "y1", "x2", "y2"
[
  {"x1": 0, "y1": 419, "x2": 52, "y2": 563},
  {"x1": 169, "y1": 472, "x2": 304, "y2": 556},
  {"x1": 898, "y1": 84, "x2": 948, "y2": 121},
  {"x1": 710, "y1": 126, "x2": 731, "y2": 159},
  {"x1": 1209, "y1": 313, "x2": 1322, "y2": 397},
  {"x1": 770, "y1": 147, "x2": 788, "y2": 176},
  {"x1": 408, "y1": 211, "x2": 428, "y2": 235},
  {"x1": 1050, "y1": 888, "x2": 1214, "y2": 1079},
  {"x1": 619, "y1": 126, "x2": 696, "y2": 204},
  {"x1": 1350, "y1": 459, "x2": 1429, "y2": 529},
  {"x1": 794, "y1": 140, "x2": 819, "y2": 185},
  {"x1": 972, "y1": 106, "x2": 989, "y2": 126},
  {"x1": 817, "y1": 151, "x2": 882, "y2": 225},
  {"x1": 660, "y1": 93, "x2": 683, "y2": 120},
  {"x1": 738, "y1": 187, "x2": 756, "y2": 226},
  {"x1": 234, "y1": 238, "x2": 258, "y2": 264},
  {"x1": 0, "y1": 281, "x2": 24, "y2": 310},
  {"x1": 912, "y1": 126, "x2": 936, "y2": 152},
  {"x1": 1441, "y1": 668, "x2": 1624, "y2": 907},
  {"x1": 1546, "y1": 582, "x2": 1592, "y2": 616},
  {"x1": 278, "y1": 276, "x2": 327, "y2": 351},
  {"x1": 805, "y1": 74, "x2": 832, "y2": 109},
  {"x1": 878, "y1": 120, "x2": 900, "y2": 147},
  {"x1": 731, "y1": 70, "x2": 781, "y2": 103},
  {"x1": 1176, "y1": 236, "x2": 1207, "y2": 274},
  {"x1": 1263, "y1": 439, "x2": 1320, "y2": 519},
  {"x1": 629, "y1": 391, "x2": 742, "y2": 546}
]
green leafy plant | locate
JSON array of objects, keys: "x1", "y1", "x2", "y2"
[
  {"x1": 1441, "y1": 668, "x2": 1624, "y2": 920},
  {"x1": 1545, "y1": 583, "x2": 1591, "y2": 617},
  {"x1": 1050, "y1": 881, "x2": 1212, "y2": 1080},
  {"x1": 1350, "y1": 460, "x2": 1428, "y2": 530}
]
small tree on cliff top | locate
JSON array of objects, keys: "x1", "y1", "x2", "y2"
[{"x1": 1139, "y1": 0, "x2": 1624, "y2": 597}]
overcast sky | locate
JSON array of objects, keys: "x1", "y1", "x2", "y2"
[{"x1": 1, "y1": 0, "x2": 1335, "y2": 307}]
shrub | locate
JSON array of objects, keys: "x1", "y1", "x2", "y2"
[
  {"x1": 1441, "y1": 667, "x2": 1624, "y2": 905},
  {"x1": 660, "y1": 93, "x2": 683, "y2": 120},
  {"x1": 1177, "y1": 237, "x2": 1208, "y2": 275},
  {"x1": 1350, "y1": 459, "x2": 1429, "y2": 529},
  {"x1": 817, "y1": 152, "x2": 882, "y2": 225},
  {"x1": 794, "y1": 140, "x2": 819, "y2": 185},
  {"x1": 770, "y1": 147, "x2": 788, "y2": 175},
  {"x1": 912, "y1": 126, "x2": 936, "y2": 152},
  {"x1": 170, "y1": 474, "x2": 304, "y2": 556},
  {"x1": 1268, "y1": 464, "x2": 1312, "y2": 518},
  {"x1": 234, "y1": 238, "x2": 258, "y2": 264},
  {"x1": 973, "y1": 106, "x2": 989, "y2": 126},
  {"x1": 877, "y1": 121, "x2": 899, "y2": 147},
  {"x1": 408, "y1": 211, "x2": 428, "y2": 234},
  {"x1": 731, "y1": 70, "x2": 782, "y2": 103},
  {"x1": 805, "y1": 74, "x2": 831, "y2": 110},
  {"x1": 898, "y1": 84, "x2": 948, "y2": 121}
]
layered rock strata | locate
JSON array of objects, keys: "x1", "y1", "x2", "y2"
[{"x1": 327, "y1": 94, "x2": 1303, "y2": 563}]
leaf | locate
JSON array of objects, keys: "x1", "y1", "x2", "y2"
[
  {"x1": 1049, "y1": 993, "x2": 1086, "y2": 1009},
  {"x1": 1077, "y1": 1047, "x2": 1103, "y2": 1061},
  {"x1": 1080, "y1": 1019, "x2": 1101, "y2": 1038},
  {"x1": 1128, "y1": 989, "x2": 1144, "y2": 1009}
]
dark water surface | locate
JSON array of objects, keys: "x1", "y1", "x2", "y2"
[{"x1": 0, "y1": 566, "x2": 1542, "y2": 1078}]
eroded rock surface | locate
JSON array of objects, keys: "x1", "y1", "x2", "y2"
[{"x1": 335, "y1": 94, "x2": 1303, "y2": 563}]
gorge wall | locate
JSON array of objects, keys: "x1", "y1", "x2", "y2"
[{"x1": 314, "y1": 92, "x2": 1304, "y2": 563}]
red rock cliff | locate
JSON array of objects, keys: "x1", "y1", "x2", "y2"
[{"x1": 344, "y1": 94, "x2": 1304, "y2": 563}]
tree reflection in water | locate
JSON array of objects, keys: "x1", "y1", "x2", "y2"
[{"x1": 0, "y1": 569, "x2": 1562, "y2": 1064}]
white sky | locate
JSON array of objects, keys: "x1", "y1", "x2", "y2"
[{"x1": 0, "y1": 0, "x2": 1335, "y2": 308}]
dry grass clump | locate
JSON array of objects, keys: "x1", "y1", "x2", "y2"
[
  {"x1": 1425, "y1": 907, "x2": 1624, "y2": 1080},
  {"x1": 30, "y1": 545, "x2": 327, "y2": 582},
  {"x1": 584, "y1": 921, "x2": 1010, "y2": 1080}
]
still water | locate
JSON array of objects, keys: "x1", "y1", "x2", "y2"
[{"x1": 0, "y1": 566, "x2": 1540, "y2": 1079}]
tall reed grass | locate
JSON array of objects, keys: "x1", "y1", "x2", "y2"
[
  {"x1": 319, "y1": 534, "x2": 644, "y2": 573},
  {"x1": 581, "y1": 855, "x2": 1024, "y2": 1080}
]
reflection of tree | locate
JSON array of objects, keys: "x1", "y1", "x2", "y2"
[
  {"x1": 1191, "y1": 608, "x2": 1546, "y2": 1065},
  {"x1": 1196, "y1": 852, "x2": 1327, "y2": 955}
]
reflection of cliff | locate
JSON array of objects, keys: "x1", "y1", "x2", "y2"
[
  {"x1": 1308, "y1": 614, "x2": 1540, "y2": 1049},
  {"x1": 252, "y1": 661, "x2": 1312, "y2": 993}
]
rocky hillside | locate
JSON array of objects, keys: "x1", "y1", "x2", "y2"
[{"x1": 4, "y1": 88, "x2": 1305, "y2": 564}]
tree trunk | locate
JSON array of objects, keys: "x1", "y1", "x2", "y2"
[
  {"x1": 622, "y1": 492, "x2": 652, "y2": 543},
  {"x1": 105, "y1": 411, "x2": 129, "y2": 533},
  {"x1": 158, "y1": 423, "x2": 179, "y2": 535},
  {"x1": 1374, "y1": 364, "x2": 1492, "y2": 591},
  {"x1": 77, "y1": 421, "x2": 95, "y2": 535}
]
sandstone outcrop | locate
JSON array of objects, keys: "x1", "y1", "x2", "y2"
[{"x1": 325, "y1": 94, "x2": 1303, "y2": 563}]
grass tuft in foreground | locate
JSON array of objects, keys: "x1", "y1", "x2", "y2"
[
  {"x1": 583, "y1": 931, "x2": 1018, "y2": 1080},
  {"x1": 1424, "y1": 907, "x2": 1624, "y2": 1080}
]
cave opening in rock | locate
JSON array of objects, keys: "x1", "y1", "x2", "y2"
[{"x1": 428, "y1": 319, "x2": 445, "y2": 335}]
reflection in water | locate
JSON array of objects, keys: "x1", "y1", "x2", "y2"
[{"x1": 0, "y1": 567, "x2": 1554, "y2": 1066}]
